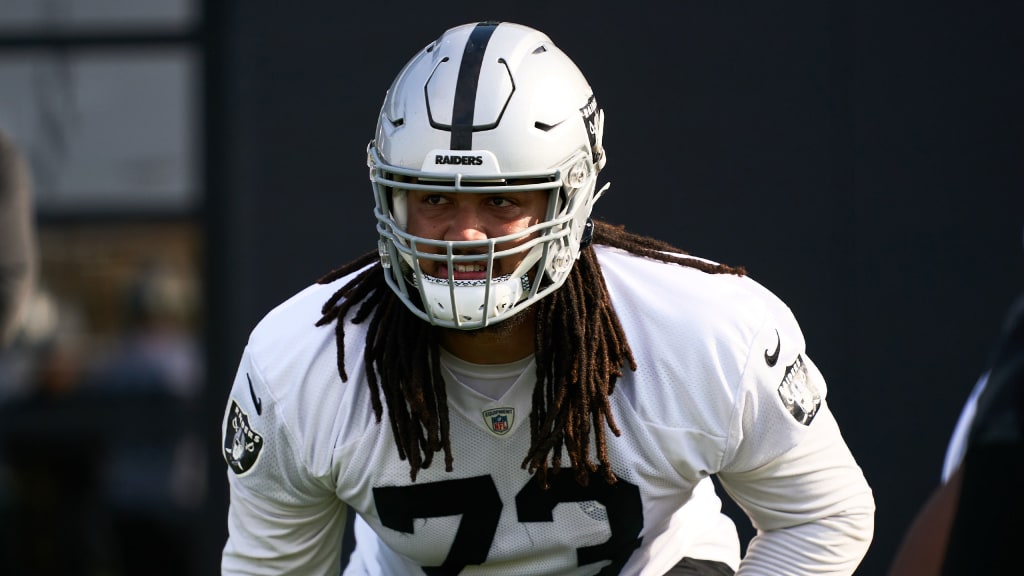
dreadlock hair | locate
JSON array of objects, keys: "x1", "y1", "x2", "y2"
[{"x1": 315, "y1": 220, "x2": 746, "y2": 487}]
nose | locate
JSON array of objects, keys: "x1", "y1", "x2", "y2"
[{"x1": 444, "y1": 203, "x2": 488, "y2": 242}]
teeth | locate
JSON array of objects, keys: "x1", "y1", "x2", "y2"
[{"x1": 454, "y1": 264, "x2": 486, "y2": 272}]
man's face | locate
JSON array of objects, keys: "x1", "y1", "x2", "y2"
[{"x1": 404, "y1": 185, "x2": 549, "y2": 281}]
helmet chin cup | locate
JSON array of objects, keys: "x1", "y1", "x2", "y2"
[{"x1": 419, "y1": 274, "x2": 529, "y2": 326}]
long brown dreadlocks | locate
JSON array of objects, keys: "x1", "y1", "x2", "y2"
[{"x1": 315, "y1": 220, "x2": 745, "y2": 487}]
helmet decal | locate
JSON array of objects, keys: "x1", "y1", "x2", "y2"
[
  {"x1": 581, "y1": 94, "x2": 606, "y2": 170},
  {"x1": 450, "y1": 21, "x2": 499, "y2": 150}
]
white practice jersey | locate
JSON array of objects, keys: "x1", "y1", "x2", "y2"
[{"x1": 221, "y1": 246, "x2": 875, "y2": 575}]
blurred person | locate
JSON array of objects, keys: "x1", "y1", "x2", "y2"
[
  {"x1": 221, "y1": 21, "x2": 875, "y2": 575},
  {"x1": 939, "y1": 373, "x2": 987, "y2": 484},
  {"x1": 85, "y1": 261, "x2": 203, "y2": 399},
  {"x1": 78, "y1": 261, "x2": 205, "y2": 575},
  {"x1": 0, "y1": 129, "x2": 37, "y2": 349},
  {"x1": 890, "y1": 233, "x2": 1024, "y2": 575},
  {"x1": 0, "y1": 287, "x2": 97, "y2": 575},
  {"x1": 888, "y1": 290, "x2": 1023, "y2": 575}
]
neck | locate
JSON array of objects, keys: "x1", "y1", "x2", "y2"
[{"x1": 440, "y1": 311, "x2": 536, "y2": 364}]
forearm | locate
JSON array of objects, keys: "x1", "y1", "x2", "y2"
[{"x1": 720, "y1": 403, "x2": 875, "y2": 575}]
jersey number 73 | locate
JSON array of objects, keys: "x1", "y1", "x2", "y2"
[{"x1": 373, "y1": 472, "x2": 643, "y2": 575}]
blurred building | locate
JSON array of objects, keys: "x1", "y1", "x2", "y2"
[{"x1": 0, "y1": 2, "x2": 209, "y2": 574}]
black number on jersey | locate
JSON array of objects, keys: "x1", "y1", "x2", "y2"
[
  {"x1": 374, "y1": 476, "x2": 501, "y2": 574},
  {"x1": 373, "y1": 472, "x2": 643, "y2": 574},
  {"x1": 516, "y1": 472, "x2": 643, "y2": 574}
]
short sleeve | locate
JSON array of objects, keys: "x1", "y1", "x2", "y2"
[{"x1": 221, "y1": 348, "x2": 347, "y2": 575}]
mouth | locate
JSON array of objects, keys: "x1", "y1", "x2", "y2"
[
  {"x1": 419, "y1": 270, "x2": 512, "y2": 284},
  {"x1": 437, "y1": 262, "x2": 489, "y2": 281}
]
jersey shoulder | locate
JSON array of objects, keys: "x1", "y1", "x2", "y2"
[
  {"x1": 247, "y1": 266, "x2": 371, "y2": 379},
  {"x1": 594, "y1": 245, "x2": 799, "y2": 348},
  {"x1": 237, "y1": 268, "x2": 376, "y2": 476},
  {"x1": 594, "y1": 246, "x2": 818, "y2": 455}
]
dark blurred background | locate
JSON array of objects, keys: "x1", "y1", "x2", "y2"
[{"x1": 0, "y1": 1, "x2": 1021, "y2": 575}]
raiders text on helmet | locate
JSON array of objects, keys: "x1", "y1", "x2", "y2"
[{"x1": 435, "y1": 154, "x2": 484, "y2": 166}]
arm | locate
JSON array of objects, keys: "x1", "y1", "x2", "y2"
[
  {"x1": 0, "y1": 130, "x2": 36, "y2": 348},
  {"x1": 221, "y1": 349, "x2": 347, "y2": 575},
  {"x1": 714, "y1": 305, "x2": 875, "y2": 575},
  {"x1": 887, "y1": 464, "x2": 962, "y2": 576},
  {"x1": 718, "y1": 404, "x2": 875, "y2": 575}
]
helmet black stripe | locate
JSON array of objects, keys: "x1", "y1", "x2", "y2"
[{"x1": 450, "y1": 21, "x2": 499, "y2": 150}]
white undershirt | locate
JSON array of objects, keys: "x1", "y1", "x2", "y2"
[{"x1": 440, "y1": 348, "x2": 535, "y2": 401}]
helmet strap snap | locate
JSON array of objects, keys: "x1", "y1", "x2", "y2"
[{"x1": 580, "y1": 218, "x2": 595, "y2": 248}]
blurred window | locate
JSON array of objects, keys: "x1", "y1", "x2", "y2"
[{"x1": 0, "y1": 2, "x2": 207, "y2": 574}]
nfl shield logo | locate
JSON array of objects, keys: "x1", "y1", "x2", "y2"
[{"x1": 482, "y1": 407, "x2": 514, "y2": 436}]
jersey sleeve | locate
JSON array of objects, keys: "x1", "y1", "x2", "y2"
[
  {"x1": 221, "y1": 347, "x2": 347, "y2": 575},
  {"x1": 716, "y1": 303, "x2": 875, "y2": 575}
]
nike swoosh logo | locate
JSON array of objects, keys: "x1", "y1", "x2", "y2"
[
  {"x1": 247, "y1": 373, "x2": 263, "y2": 416},
  {"x1": 765, "y1": 330, "x2": 781, "y2": 367}
]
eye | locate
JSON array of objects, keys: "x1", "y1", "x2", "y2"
[
  {"x1": 423, "y1": 194, "x2": 448, "y2": 205},
  {"x1": 487, "y1": 196, "x2": 514, "y2": 208}
]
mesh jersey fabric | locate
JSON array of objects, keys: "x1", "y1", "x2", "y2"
[{"x1": 222, "y1": 245, "x2": 873, "y2": 575}]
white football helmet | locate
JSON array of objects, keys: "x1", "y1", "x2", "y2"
[{"x1": 369, "y1": 21, "x2": 609, "y2": 330}]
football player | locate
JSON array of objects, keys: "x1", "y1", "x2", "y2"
[{"x1": 222, "y1": 21, "x2": 875, "y2": 575}]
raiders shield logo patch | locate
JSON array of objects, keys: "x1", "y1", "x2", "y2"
[
  {"x1": 223, "y1": 399, "x2": 264, "y2": 474},
  {"x1": 482, "y1": 407, "x2": 514, "y2": 436},
  {"x1": 776, "y1": 355, "x2": 820, "y2": 425}
]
